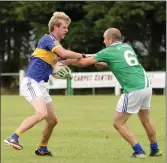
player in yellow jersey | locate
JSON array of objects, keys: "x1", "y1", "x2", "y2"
[{"x1": 4, "y1": 12, "x2": 85, "y2": 156}]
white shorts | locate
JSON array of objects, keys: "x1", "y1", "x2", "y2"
[
  {"x1": 20, "y1": 77, "x2": 52, "y2": 103},
  {"x1": 116, "y1": 87, "x2": 152, "y2": 114}
]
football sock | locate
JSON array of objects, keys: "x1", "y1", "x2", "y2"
[
  {"x1": 11, "y1": 132, "x2": 20, "y2": 141},
  {"x1": 132, "y1": 143, "x2": 145, "y2": 154},
  {"x1": 39, "y1": 145, "x2": 48, "y2": 152},
  {"x1": 150, "y1": 142, "x2": 158, "y2": 153}
]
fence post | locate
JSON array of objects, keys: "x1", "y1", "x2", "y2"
[
  {"x1": 115, "y1": 81, "x2": 121, "y2": 96},
  {"x1": 19, "y1": 70, "x2": 24, "y2": 95},
  {"x1": 67, "y1": 78, "x2": 72, "y2": 95}
]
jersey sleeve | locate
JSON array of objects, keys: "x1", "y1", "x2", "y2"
[
  {"x1": 46, "y1": 36, "x2": 61, "y2": 52},
  {"x1": 38, "y1": 35, "x2": 61, "y2": 52},
  {"x1": 49, "y1": 40, "x2": 61, "y2": 53},
  {"x1": 93, "y1": 48, "x2": 109, "y2": 62}
]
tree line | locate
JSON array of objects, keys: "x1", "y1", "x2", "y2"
[{"x1": 0, "y1": 1, "x2": 166, "y2": 86}]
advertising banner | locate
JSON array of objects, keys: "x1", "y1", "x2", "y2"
[{"x1": 46, "y1": 72, "x2": 165, "y2": 89}]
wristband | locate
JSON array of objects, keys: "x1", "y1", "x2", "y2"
[{"x1": 82, "y1": 53, "x2": 86, "y2": 58}]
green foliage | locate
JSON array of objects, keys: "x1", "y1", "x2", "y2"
[
  {"x1": 82, "y1": 1, "x2": 166, "y2": 70},
  {"x1": 0, "y1": 1, "x2": 166, "y2": 78}
]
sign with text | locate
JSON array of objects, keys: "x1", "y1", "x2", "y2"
[
  {"x1": 147, "y1": 72, "x2": 165, "y2": 88},
  {"x1": 46, "y1": 72, "x2": 165, "y2": 89},
  {"x1": 72, "y1": 72, "x2": 116, "y2": 88}
]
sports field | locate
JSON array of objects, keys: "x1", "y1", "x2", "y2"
[{"x1": 1, "y1": 95, "x2": 166, "y2": 163}]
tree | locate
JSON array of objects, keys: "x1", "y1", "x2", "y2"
[
  {"x1": 0, "y1": 1, "x2": 166, "y2": 75},
  {"x1": 81, "y1": 1, "x2": 166, "y2": 70}
]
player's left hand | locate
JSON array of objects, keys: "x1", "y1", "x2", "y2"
[{"x1": 52, "y1": 64, "x2": 73, "y2": 80}]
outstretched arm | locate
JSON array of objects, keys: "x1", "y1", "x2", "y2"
[
  {"x1": 54, "y1": 47, "x2": 84, "y2": 59},
  {"x1": 95, "y1": 62, "x2": 108, "y2": 68},
  {"x1": 62, "y1": 59, "x2": 81, "y2": 67},
  {"x1": 63, "y1": 57, "x2": 97, "y2": 67}
]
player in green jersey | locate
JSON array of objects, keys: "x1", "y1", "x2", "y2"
[{"x1": 64, "y1": 28, "x2": 162, "y2": 158}]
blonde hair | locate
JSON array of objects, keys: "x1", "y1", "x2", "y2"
[{"x1": 48, "y1": 12, "x2": 71, "y2": 32}]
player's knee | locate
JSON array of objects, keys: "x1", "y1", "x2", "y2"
[
  {"x1": 36, "y1": 111, "x2": 48, "y2": 121},
  {"x1": 140, "y1": 118, "x2": 150, "y2": 126},
  {"x1": 113, "y1": 121, "x2": 121, "y2": 130},
  {"x1": 46, "y1": 116, "x2": 58, "y2": 127},
  {"x1": 49, "y1": 118, "x2": 58, "y2": 127}
]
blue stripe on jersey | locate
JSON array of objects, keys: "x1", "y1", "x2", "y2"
[{"x1": 25, "y1": 57, "x2": 53, "y2": 82}]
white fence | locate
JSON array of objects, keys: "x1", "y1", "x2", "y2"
[{"x1": 19, "y1": 70, "x2": 166, "y2": 96}]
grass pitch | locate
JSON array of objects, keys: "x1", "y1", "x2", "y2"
[{"x1": 1, "y1": 95, "x2": 166, "y2": 163}]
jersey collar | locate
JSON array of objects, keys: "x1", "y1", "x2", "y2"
[
  {"x1": 50, "y1": 33, "x2": 57, "y2": 40},
  {"x1": 110, "y1": 41, "x2": 122, "y2": 46}
]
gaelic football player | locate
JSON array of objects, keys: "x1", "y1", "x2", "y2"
[
  {"x1": 4, "y1": 11, "x2": 84, "y2": 156},
  {"x1": 64, "y1": 28, "x2": 162, "y2": 158}
]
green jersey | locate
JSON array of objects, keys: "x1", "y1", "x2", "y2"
[{"x1": 94, "y1": 42, "x2": 150, "y2": 93}]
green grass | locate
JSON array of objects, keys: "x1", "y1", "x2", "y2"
[{"x1": 1, "y1": 95, "x2": 166, "y2": 163}]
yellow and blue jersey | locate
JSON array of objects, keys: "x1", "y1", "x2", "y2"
[{"x1": 25, "y1": 33, "x2": 62, "y2": 82}]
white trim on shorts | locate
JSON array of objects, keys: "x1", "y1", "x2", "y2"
[
  {"x1": 27, "y1": 78, "x2": 36, "y2": 99},
  {"x1": 122, "y1": 93, "x2": 128, "y2": 113},
  {"x1": 20, "y1": 77, "x2": 52, "y2": 104},
  {"x1": 116, "y1": 87, "x2": 152, "y2": 114}
]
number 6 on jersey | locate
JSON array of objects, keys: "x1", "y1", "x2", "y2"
[{"x1": 124, "y1": 50, "x2": 139, "y2": 66}]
